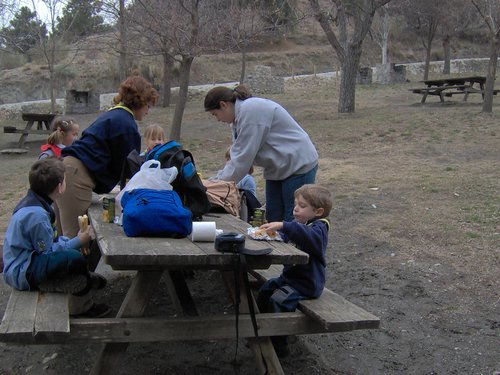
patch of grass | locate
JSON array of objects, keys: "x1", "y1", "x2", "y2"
[{"x1": 465, "y1": 232, "x2": 481, "y2": 239}]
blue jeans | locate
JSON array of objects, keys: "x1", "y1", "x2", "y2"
[
  {"x1": 265, "y1": 165, "x2": 318, "y2": 222},
  {"x1": 256, "y1": 277, "x2": 303, "y2": 314},
  {"x1": 26, "y1": 249, "x2": 89, "y2": 291}
]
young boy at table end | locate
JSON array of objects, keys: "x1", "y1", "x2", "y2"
[
  {"x1": 256, "y1": 184, "x2": 332, "y2": 357},
  {"x1": 2, "y1": 158, "x2": 111, "y2": 318}
]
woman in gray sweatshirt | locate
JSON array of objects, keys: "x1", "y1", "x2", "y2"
[{"x1": 204, "y1": 85, "x2": 318, "y2": 222}]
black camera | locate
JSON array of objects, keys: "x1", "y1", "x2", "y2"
[{"x1": 215, "y1": 232, "x2": 245, "y2": 253}]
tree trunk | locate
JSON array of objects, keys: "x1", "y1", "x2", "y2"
[
  {"x1": 382, "y1": 37, "x2": 388, "y2": 65},
  {"x1": 240, "y1": 47, "x2": 247, "y2": 83},
  {"x1": 118, "y1": 0, "x2": 128, "y2": 82},
  {"x1": 49, "y1": 39, "x2": 56, "y2": 114},
  {"x1": 423, "y1": 43, "x2": 432, "y2": 81},
  {"x1": 162, "y1": 52, "x2": 173, "y2": 107},
  {"x1": 170, "y1": 56, "x2": 194, "y2": 141},
  {"x1": 443, "y1": 35, "x2": 451, "y2": 75},
  {"x1": 338, "y1": 46, "x2": 361, "y2": 113},
  {"x1": 50, "y1": 68, "x2": 56, "y2": 114},
  {"x1": 482, "y1": 37, "x2": 499, "y2": 113}
]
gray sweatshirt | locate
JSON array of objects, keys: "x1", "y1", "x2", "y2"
[{"x1": 216, "y1": 97, "x2": 318, "y2": 183}]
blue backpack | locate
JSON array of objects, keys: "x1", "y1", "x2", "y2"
[
  {"x1": 121, "y1": 188, "x2": 192, "y2": 238},
  {"x1": 146, "y1": 141, "x2": 210, "y2": 220}
]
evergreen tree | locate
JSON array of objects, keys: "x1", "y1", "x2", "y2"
[
  {"x1": 56, "y1": 0, "x2": 109, "y2": 41},
  {"x1": 0, "y1": 6, "x2": 47, "y2": 53}
]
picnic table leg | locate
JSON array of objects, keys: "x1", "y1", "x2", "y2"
[
  {"x1": 220, "y1": 271, "x2": 284, "y2": 375},
  {"x1": 90, "y1": 270, "x2": 163, "y2": 375},
  {"x1": 438, "y1": 90, "x2": 445, "y2": 103},
  {"x1": 421, "y1": 92, "x2": 428, "y2": 103},
  {"x1": 17, "y1": 120, "x2": 34, "y2": 148},
  {"x1": 164, "y1": 270, "x2": 198, "y2": 316}
]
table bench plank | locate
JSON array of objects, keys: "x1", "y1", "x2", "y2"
[
  {"x1": 251, "y1": 265, "x2": 380, "y2": 332},
  {"x1": 34, "y1": 292, "x2": 70, "y2": 341},
  {"x1": 0, "y1": 290, "x2": 38, "y2": 341},
  {"x1": 0, "y1": 289, "x2": 70, "y2": 343}
]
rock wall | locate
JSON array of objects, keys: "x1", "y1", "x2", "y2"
[{"x1": 244, "y1": 65, "x2": 284, "y2": 95}]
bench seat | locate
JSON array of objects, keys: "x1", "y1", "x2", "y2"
[
  {"x1": 3, "y1": 126, "x2": 52, "y2": 135},
  {"x1": 250, "y1": 265, "x2": 380, "y2": 332},
  {"x1": 0, "y1": 289, "x2": 70, "y2": 344}
]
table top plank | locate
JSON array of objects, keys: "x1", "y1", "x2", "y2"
[
  {"x1": 88, "y1": 204, "x2": 308, "y2": 270},
  {"x1": 423, "y1": 76, "x2": 485, "y2": 86}
]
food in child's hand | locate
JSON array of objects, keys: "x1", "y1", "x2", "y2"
[{"x1": 78, "y1": 214, "x2": 90, "y2": 256}]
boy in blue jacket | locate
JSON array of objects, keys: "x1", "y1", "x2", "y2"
[
  {"x1": 257, "y1": 184, "x2": 332, "y2": 357},
  {"x1": 2, "y1": 158, "x2": 110, "y2": 318}
]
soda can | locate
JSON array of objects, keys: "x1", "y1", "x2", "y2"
[
  {"x1": 252, "y1": 208, "x2": 265, "y2": 227},
  {"x1": 102, "y1": 197, "x2": 115, "y2": 223}
]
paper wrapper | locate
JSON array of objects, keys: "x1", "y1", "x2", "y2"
[{"x1": 247, "y1": 227, "x2": 283, "y2": 241}]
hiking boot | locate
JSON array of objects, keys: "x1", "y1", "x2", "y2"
[
  {"x1": 71, "y1": 303, "x2": 112, "y2": 319},
  {"x1": 89, "y1": 272, "x2": 107, "y2": 290},
  {"x1": 38, "y1": 274, "x2": 87, "y2": 294}
]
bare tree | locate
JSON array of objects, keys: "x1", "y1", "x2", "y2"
[
  {"x1": 371, "y1": 3, "x2": 391, "y2": 65},
  {"x1": 439, "y1": 0, "x2": 475, "y2": 74},
  {"x1": 31, "y1": 0, "x2": 68, "y2": 113},
  {"x1": 472, "y1": 0, "x2": 500, "y2": 113},
  {"x1": 100, "y1": 0, "x2": 131, "y2": 82},
  {"x1": 400, "y1": 0, "x2": 440, "y2": 80},
  {"x1": 308, "y1": 0, "x2": 392, "y2": 113},
  {"x1": 224, "y1": 1, "x2": 268, "y2": 83},
  {"x1": 132, "y1": 0, "x2": 250, "y2": 140},
  {"x1": 0, "y1": 0, "x2": 18, "y2": 29}
]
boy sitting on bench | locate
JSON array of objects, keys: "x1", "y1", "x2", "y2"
[
  {"x1": 2, "y1": 158, "x2": 110, "y2": 318},
  {"x1": 256, "y1": 184, "x2": 332, "y2": 357}
]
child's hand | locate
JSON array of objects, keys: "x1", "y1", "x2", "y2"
[
  {"x1": 77, "y1": 226, "x2": 93, "y2": 246},
  {"x1": 260, "y1": 222, "x2": 283, "y2": 233}
]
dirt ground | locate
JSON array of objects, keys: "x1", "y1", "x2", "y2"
[{"x1": 0, "y1": 78, "x2": 498, "y2": 375}]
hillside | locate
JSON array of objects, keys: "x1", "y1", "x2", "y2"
[{"x1": 0, "y1": 24, "x2": 492, "y2": 105}]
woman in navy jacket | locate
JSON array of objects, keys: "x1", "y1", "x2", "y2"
[{"x1": 56, "y1": 75, "x2": 158, "y2": 239}]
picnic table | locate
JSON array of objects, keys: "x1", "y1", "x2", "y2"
[
  {"x1": 3, "y1": 113, "x2": 56, "y2": 148},
  {"x1": 409, "y1": 76, "x2": 498, "y2": 103},
  {"x1": 0, "y1": 201, "x2": 380, "y2": 374}
]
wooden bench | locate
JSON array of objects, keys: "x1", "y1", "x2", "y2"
[
  {"x1": 410, "y1": 85, "x2": 469, "y2": 103},
  {"x1": 2, "y1": 113, "x2": 55, "y2": 147},
  {"x1": 0, "y1": 289, "x2": 70, "y2": 344},
  {"x1": 250, "y1": 264, "x2": 380, "y2": 332}
]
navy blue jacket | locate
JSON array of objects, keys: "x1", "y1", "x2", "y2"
[
  {"x1": 279, "y1": 218, "x2": 330, "y2": 298},
  {"x1": 62, "y1": 107, "x2": 141, "y2": 194}
]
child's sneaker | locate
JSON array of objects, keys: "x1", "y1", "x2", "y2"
[
  {"x1": 71, "y1": 303, "x2": 112, "y2": 318},
  {"x1": 38, "y1": 274, "x2": 87, "y2": 294}
]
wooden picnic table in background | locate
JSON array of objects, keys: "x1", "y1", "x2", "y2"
[
  {"x1": 409, "y1": 76, "x2": 499, "y2": 103},
  {"x1": 3, "y1": 113, "x2": 56, "y2": 148}
]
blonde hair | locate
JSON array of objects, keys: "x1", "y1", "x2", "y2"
[
  {"x1": 294, "y1": 184, "x2": 332, "y2": 218},
  {"x1": 46, "y1": 116, "x2": 77, "y2": 145},
  {"x1": 143, "y1": 124, "x2": 165, "y2": 142}
]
